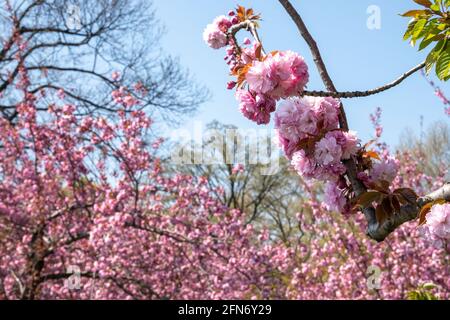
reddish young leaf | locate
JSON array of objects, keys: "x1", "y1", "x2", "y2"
[
  {"x1": 400, "y1": 9, "x2": 430, "y2": 17},
  {"x1": 363, "y1": 150, "x2": 381, "y2": 160},
  {"x1": 419, "y1": 202, "x2": 433, "y2": 225},
  {"x1": 391, "y1": 195, "x2": 401, "y2": 213},
  {"x1": 234, "y1": 63, "x2": 252, "y2": 87},
  {"x1": 393, "y1": 188, "x2": 418, "y2": 205},
  {"x1": 381, "y1": 196, "x2": 394, "y2": 217},
  {"x1": 368, "y1": 180, "x2": 390, "y2": 194},
  {"x1": 354, "y1": 191, "x2": 382, "y2": 208},
  {"x1": 413, "y1": 0, "x2": 432, "y2": 8},
  {"x1": 379, "y1": 180, "x2": 391, "y2": 193},
  {"x1": 254, "y1": 43, "x2": 263, "y2": 61},
  {"x1": 376, "y1": 203, "x2": 387, "y2": 223},
  {"x1": 418, "y1": 199, "x2": 447, "y2": 225},
  {"x1": 236, "y1": 5, "x2": 246, "y2": 22}
]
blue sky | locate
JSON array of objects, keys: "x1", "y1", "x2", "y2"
[{"x1": 154, "y1": 0, "x2": 449, "y2": 147}]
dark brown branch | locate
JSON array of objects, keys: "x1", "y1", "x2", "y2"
[
  {"x1": 368, "y1": 183, "x2": 450, "y2": 241},
  {"x1": 278, "y1": 0, "x2": 448, "y2": 241}
]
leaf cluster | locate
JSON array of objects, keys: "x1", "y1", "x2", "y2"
[{"x1": 402, "y1": 0, "x2": 450, "y2": 80}]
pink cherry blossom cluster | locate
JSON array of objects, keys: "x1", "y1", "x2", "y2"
[
  {"x1": 112, "y1": 86, "x2": 140, "y2": 108},
  {"x1": 203, "y1": 15, "x2": 235, "y2": 50},
  {"x1": 203, "y1": 9, "x2": 368, "y2": 214},
  {"x1": 273, "y1": 97, "x2": 359, "y2": 210},
  {"x1": 245, "y1": 50, "x2": 309, "y2": 99},
  {"x1": 203, "y1": 9, "x2": 448, "y2": 253},
  {"x1": 233, "y1": 50, "x2": 309, "y2": 124},
  {"x1": 204, "y1": 11, "x2": 309, "y2": 125},
  {"x1": 357, "y1": 154, "x2": 400, "y2": 190},
  {"x1": 357, "y1": 109, "x2": 401, "y2": 189},
  {"x1": 368, "y1": 156, "x2": 400, "y2": 185},
  {"x1": 370, "y1": 106, "x2": 383, "y2": 138},
  {"x1": 235, "y1": 88, "x2": 276, "y2": 124},
  {"x1": 0, "y1": 71, "x2": 292, "y2": 299},
  {"x1": 421, "y1": 204, "x2": 450, "y2": 249}
]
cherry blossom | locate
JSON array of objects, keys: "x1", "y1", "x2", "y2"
[{"x1": 422, "y1": 204, "x2": 450, "y2": 248}]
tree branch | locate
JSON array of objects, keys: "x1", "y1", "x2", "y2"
[
  {"x1": 228, "y1": 16, "x2": 425, "y2": 100},
  {"x1": 368, "y1": 183, "x2": 450, "y2": 241},
  {"x1": 302, "y1": 62, "x2": 426, "y2": 98},
  {"x1": 228, "y1": 20, "x2": 265, "y2": 54},
  {"x1": 277, "y1": 0, "x2": 447, "y2": 241},
  {"x1": 277, "y1": 0, "x2": 349, "y2": 130}
]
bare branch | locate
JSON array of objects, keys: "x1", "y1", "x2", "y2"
[{"x1": 302, "y1": 62, "x2": 426, "y2": 98}]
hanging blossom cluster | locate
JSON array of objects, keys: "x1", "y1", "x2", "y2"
[
  {"x1": 275, "y1": 97, "x2": 360, "y2": 213},
  {"x1": 203, "y1": 9, "x2": 309, "y2": 125},
  {"x1": 203, "y1": 7, "x2": 406, "y2": 214},
  {"x1": 237, "y1": 49, "x2": 309, "y2": 124}
]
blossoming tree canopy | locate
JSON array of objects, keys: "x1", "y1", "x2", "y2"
[
  {"x1": 0, "y1": 2, "x2": 293, "y2": 300},
  {"x1": 0, "y1": 35, "x2": 291, "y2": 300},
  {"x1": 203, "y1": 3, "x2": 450, "y2": 242}
]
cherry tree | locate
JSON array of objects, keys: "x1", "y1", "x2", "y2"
[
  {"x1": 0, "y1": 14, "x2": 291, "y2": 299},
  {"x1": 0, "y1": 0, "x2": 449, "y2": 301}
]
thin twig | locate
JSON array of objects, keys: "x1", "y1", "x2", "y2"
[
  {"x1": 302, "y1": 62, "x2": 426, "y2": 98},
  {"x1": 228, "y1": 20, "x2": 266, "y2": 54}
]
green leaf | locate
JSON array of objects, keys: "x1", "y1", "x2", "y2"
[
  {"x1": 422, "y1": 282, "x2": 437, "y2": 290},
  {"x1": 436, "y1": 46, "x2": 450, "y2": 80},
  {"x1": 437, "y1": 23, "x2": 447, "y2": 31},
  {"x1": 419, "y1": 33, "x2": 445, "y2": 50},
  {"x1": 430, "y1": 3, "x2": 440, "y2": 10},
  {"x1": 404, "y1": 20, "x2": 418, "y2": 40},
  {"x1": 424, "y1": 39, "x2": 446, "y2": 74},
  {"x1": 425, "y1": 52, "x2": 437, "y2": 74},
  {"x1": 411, "y1": 19, "x2": 428, "y2": 44}
]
